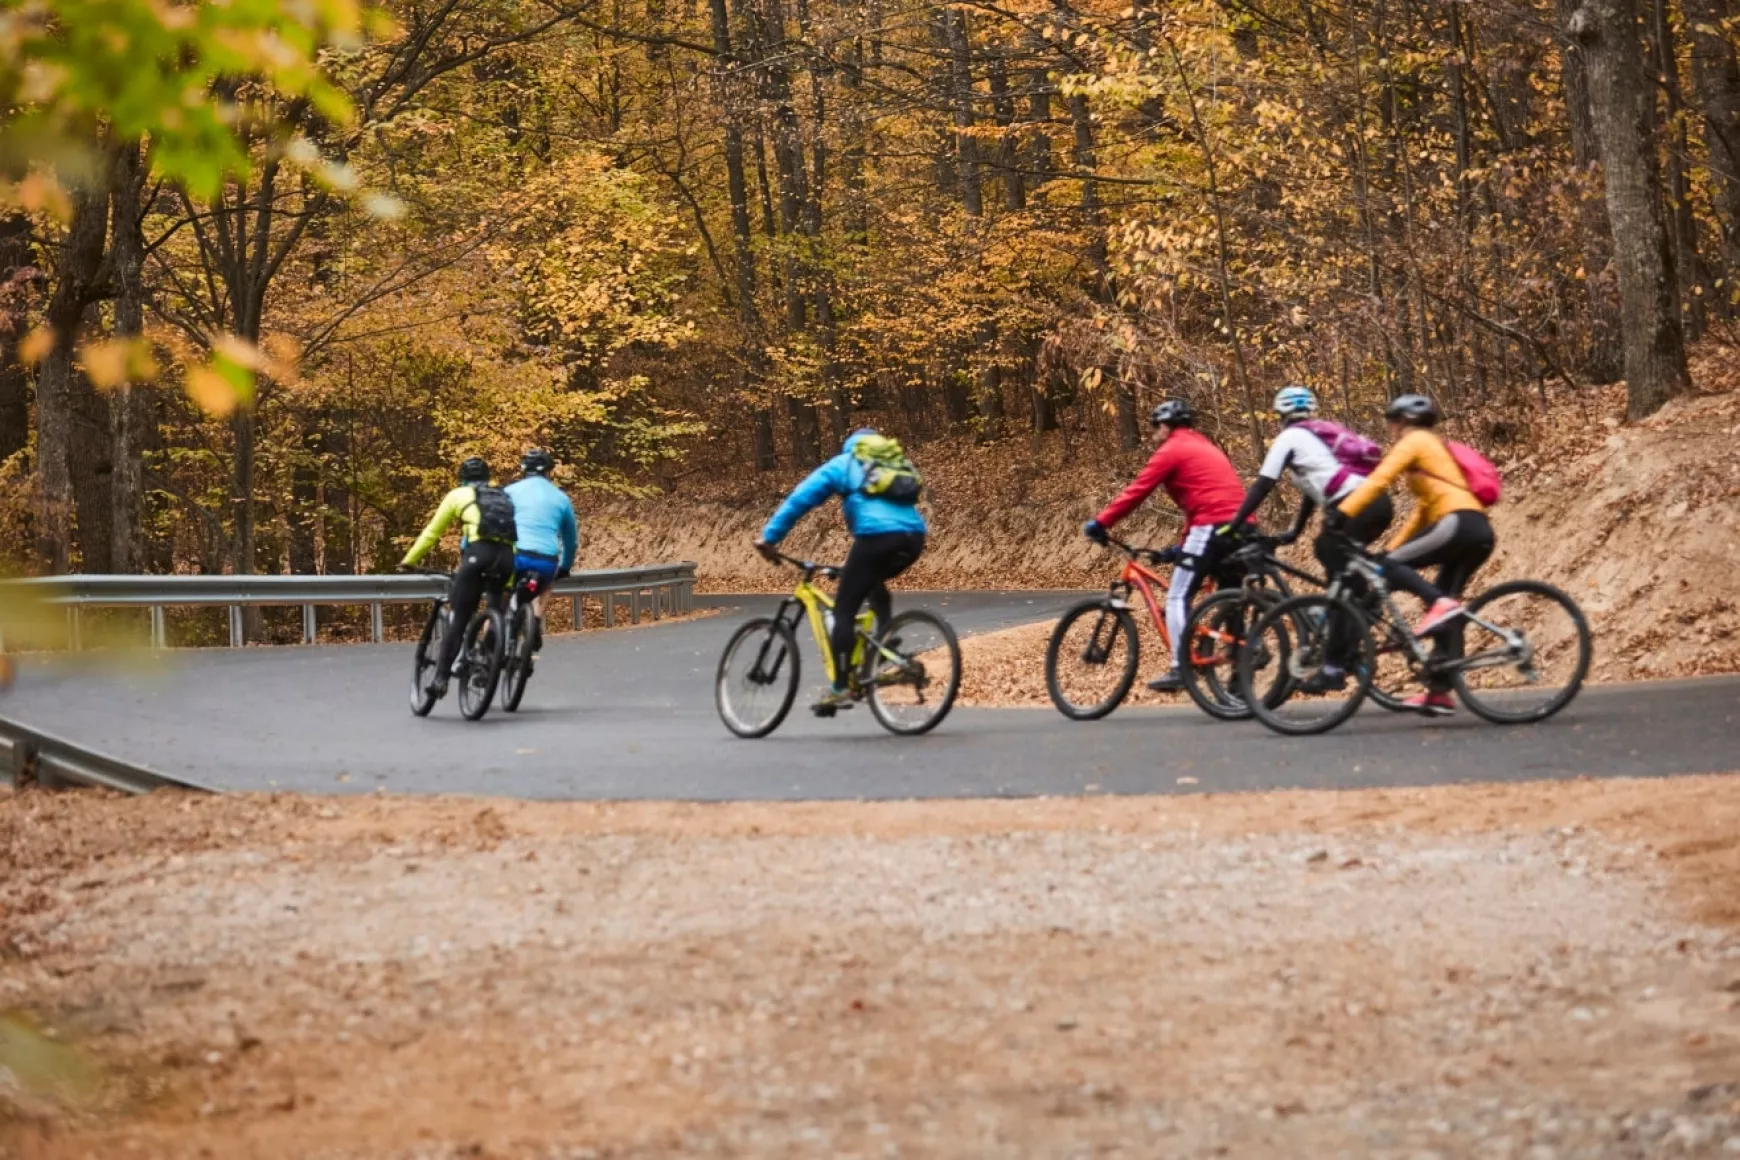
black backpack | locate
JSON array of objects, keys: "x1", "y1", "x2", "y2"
[{"x1": 471, "y1": 485, "x2": 518, "y2": 545}]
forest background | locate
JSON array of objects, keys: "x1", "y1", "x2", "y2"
[{"x1": 1, "y1": 0, "x2": 1736, "y2": 637}]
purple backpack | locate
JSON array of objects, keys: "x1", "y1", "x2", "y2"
[{"x1": 1295, "y1": 419, "x2": 1383, "y2": 496}]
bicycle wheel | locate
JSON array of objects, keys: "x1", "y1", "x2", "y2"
[
  {"x1": 1182, "y1": 588, "x2": 1285, "y2": 721},
  {"x1": 1045, "y1": 600, "x2": 1140, "y2": 720},
  {"x1": 1242, "y1": 594, "x2": 1375, "y2": 736},
  {"x1": 1453, "y1": 580, "x2": 1592, "y2": 724},
  {"x1": 457, "y1": 609, "x2": 505, "y2": 721},
  {"x1": 866, "y1": 610, "x2": 961, "y2": 736},
  {"x1": 499, "y1": 606, "x2": 534, "y2": 713},
  {"x1": 410, "y1": 604, "x2": 445, "y2": 717},
  {"x1": 716, "y1": 617, "x2": 801, "y2": 739}
]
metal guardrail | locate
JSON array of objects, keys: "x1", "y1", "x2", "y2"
[
  {"x1": 0, "y1": 563, "x2": 698, "y2": 649},
  {"x1": 0, "y1": 714, "x2": 215, "y2": 794}
]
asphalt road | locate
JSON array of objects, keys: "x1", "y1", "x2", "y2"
[{"x1": 5, "y1": 590, "x2": 1737, "y2": 799}]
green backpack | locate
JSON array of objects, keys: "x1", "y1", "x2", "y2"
[{"x1": 852, "y1": 435, "x2": 923, "y2": 505}]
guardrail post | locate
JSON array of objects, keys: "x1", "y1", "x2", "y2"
[
  {"x1": 371, "y1": 602, "x2": 384, "y2": 643},
  {"x1": 302, "y1": 604, "x2": 317, "y2": 645},
  {"x1": 571, "y1": 594, "x2": 583, "y2": 632},
  {"x1": 228, "y1": 605, "x2": 242, "y2": 648},
  {"x1": 630, "y1": 589, "x2": 641, "y2": 625},
  {"x1": 150, "y1": 606, "x2": 166, "y2": 649},
  {"x1": 604, "y1": 592, "x2": 615, "y2": 628},
  {"x1": 67, "y1": 607, "x2": 82, "y2": 652}
]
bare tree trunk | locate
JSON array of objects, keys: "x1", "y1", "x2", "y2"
[
  {"x1": 1569, "y1": 0, "x2": 1692, "y2": 418},
  {"x1": 36, "y1": 174, "x2": 110, "y2": 572},
  {"x1": 1555, "y1": 0, "x2": 1625, "y2": 382},
  {"x1": 1025, "y1": 30, "x2": 1054, "y2": 185},
  {"x1": 1683, "y1": 0, "x2": 1740, "y2": 288},
  {"x1": 69, "y1": 351, "x2": 114, "y2": 573},
  {"x1": 1652, "y1": 0, "x2": 1708, "y2": 336},
  {"x1": 1068, "y1": 92, "x2": 1139, "y2": 450},
  {"x1": 944, "y1": 9, "x2": 983, "y2": 218},
  {"x1": 108, "y1": 141, "x2": 147, "y2": 572},
  {"x1": 711, "y1": 0, "x2": 777, "y2": 469},
  {"x1": 0, "y1": 213, "x2": 32, "y2": 468},
  {"x1": 987, "y1": 47, "x2": 1025, "y2": 210}
]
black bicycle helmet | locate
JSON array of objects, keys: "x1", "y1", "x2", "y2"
[
  {"x1": 457, "y1": 456, "x2": 490, "y2": 484},
  {"x1": 1384, "y1": 393, "x2": 1440, "y2": 427},
  {"x1": 1150, "y1": 398, "x2": 1194, "y2": 428},
  {"x1": 521, "y1": 448, "x2": 555, "y2": 477}
]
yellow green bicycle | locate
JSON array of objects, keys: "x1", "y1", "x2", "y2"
[{"x1": 714, "y1": 551, "x2": 962, "y2": 738}]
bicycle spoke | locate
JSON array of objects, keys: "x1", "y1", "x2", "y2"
[{"x1": 1453, "y1": 583, "x2": 1590, "y2": 723}]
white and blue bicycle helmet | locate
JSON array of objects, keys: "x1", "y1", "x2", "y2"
[{"x1": 1273, "y1": 385, "x2": 1318, "y2": 422}]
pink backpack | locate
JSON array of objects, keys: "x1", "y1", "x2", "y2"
[
  {"x1": 1294, "y1": 419, "x2": 1384, "y2": 496},
  {"x1": 1422, "y1": 440, "x2": 1503, "y2": 506}
]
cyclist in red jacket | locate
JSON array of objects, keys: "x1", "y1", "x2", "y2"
[{"x1": 1083, "y1": 398, "x2": 1247, "y2": 691}]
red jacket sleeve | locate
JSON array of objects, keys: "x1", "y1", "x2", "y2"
[{"x1": 1096, "y1": 442, "x2": 1175, "y2": 528}]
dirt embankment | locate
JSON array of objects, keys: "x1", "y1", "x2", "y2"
[{"x1": 4, "y1": 778, "x2": 1740, "y2": 1158}]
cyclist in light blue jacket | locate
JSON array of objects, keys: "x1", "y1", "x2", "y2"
[
  {"x1": 505, "y1": 449, "x2": 578, "y2": 652},
  {"x1": 753, "y1": 429, "x2": 927, "y2": 712}
]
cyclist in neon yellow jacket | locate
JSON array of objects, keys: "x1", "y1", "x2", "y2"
[{"x1": 399, "y1": 457, "x2": 518, "y2": 700}]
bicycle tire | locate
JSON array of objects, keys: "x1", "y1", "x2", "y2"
[
  {"x1": 716, "y1": 617, "x2": 801, "y2": 739},
  {"x1": 1045, "y1": 600, "x2": 1140, "y2": 721},
  {"x1": 500, "y1": 605, "x2": 534, "y2": 713},
  {"x1": 457, "y1": 608, "x2": 505, "y2": 721},
  {"x1": 1182, "y1": 588, "x2": 1285, "y2": 721},
  {"x1": 866, "y1": 610, "x2": 961, "y2": 736},
  {"x1": 1453, "y1": 579, "x2": 1592, "y2": 725},
  {"x1": 1242, "y1": 594, "x2": 1375, "y2": 736},
  {"x1": 410, "y1": 603, "x2": 445, "y2": 717}
]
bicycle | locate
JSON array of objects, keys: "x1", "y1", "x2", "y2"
[
  {"x1": 1237, "y1": 534, "x2": 1593, "y2": 735},
  {"x1": 1175, "y1": 534, "x2": 1310, "y2": 721},
  {"x1": 497, "y1": 570, "x2": 549, "y2": 714},
  {"x1": 715, "y1": 551, "x2": 962, "y2": 738},
  {"x1": 1045, "y1": 535, "x2": 1243, "y2": 720},
  {"x1": 408, "y1": 570, "x2": 508, "y2": 721}
]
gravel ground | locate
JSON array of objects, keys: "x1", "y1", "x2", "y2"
[{"x1": 4, "y1": 779, "x2": 1740, "y2": 1158}]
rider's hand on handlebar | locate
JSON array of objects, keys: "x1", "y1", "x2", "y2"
[
  {"x1": 1083, "y1": 519, "x2": 1109, "y2": 546},
  {"x1": 1322, "y1": 506, "x2": 1348, "y2": 532},
  {"x1": 752, "y1": 537, "x2": 781, "y2": 564},
  {"x1": 395, "y1": 562, "x2": 417, "y2": 574},
  {"x1": 1271, "y1": 530, "x2": 1299, "y2": 547}
]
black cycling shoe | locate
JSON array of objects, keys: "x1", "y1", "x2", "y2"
[
  {"x1": 425, "y1": 678, "x2": 449, "y2": 700},
  {"x1": 1297, "y1": 668, "x2": 1348, "y2": 695},
  {"x1": 531, "y1": 620, "x2": 544, "y2": 653},
  {"x1": 1146, "y1": 669, "x2": 1185, "y2": 693}
]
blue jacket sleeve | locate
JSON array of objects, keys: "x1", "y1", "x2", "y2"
[
  {"x1": 559, "y1": 499, "x2": 578, "y2": 572},
  {"x1": 762, "y1": 456, "x2": 848, "y2": 543}
]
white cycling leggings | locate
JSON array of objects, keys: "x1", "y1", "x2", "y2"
[{"x1": 1165, "y1": 524, "x2": 1216, "y2": 668}]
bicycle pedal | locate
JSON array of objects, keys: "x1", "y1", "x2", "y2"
[{"x1": 811, "y1": 704, "x2": 839, "y2": 718}]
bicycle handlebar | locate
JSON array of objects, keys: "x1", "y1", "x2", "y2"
[
  {"x1": 770, "y1": 550, "x2": 842, "y2": 580},
  {"x1": 1104, "y1": 535, "x2": 1182, "y2": 567}
]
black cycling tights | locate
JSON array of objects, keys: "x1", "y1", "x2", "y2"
[
  {"x1": 831, "y1": 531, "x2": 926, "y2": 686},
  {"x1": 1383, "y1": 510, "x2": 1495, "y2": 691},
  {"x1": 1383, "y1": 510, "x2": 1494, "y2": 604},
  {"x1": 437, "y1": 541, "x2": 516, "y2": 681}
]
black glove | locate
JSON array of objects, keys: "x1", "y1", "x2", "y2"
[
  {"x1": 1323, "y1": 507, "x2": 1348, "y2": 532},
  {"x1": 395, "y1": 562, "x2": 417, "y2": 574},
  {"x1": 1153, "y1": 546, "x2": 1185, "y2": 566},
  {"x1": 556, "y1": 565, "x2": 572, "y2": 580},
  {"x1": 1272, "y1": 530, "x2": 1299, "y2": 547},
  {"x1": 1083, "y1": 520, "x2": 1109, "y2": 545}
]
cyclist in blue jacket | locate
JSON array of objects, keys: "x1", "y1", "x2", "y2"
[
  {"x1": 753, "y1": 429, "x2": 927, "y2": 713},
  {"x1": 505, "y1": 449, "x2": 578, "y2": 653}
]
